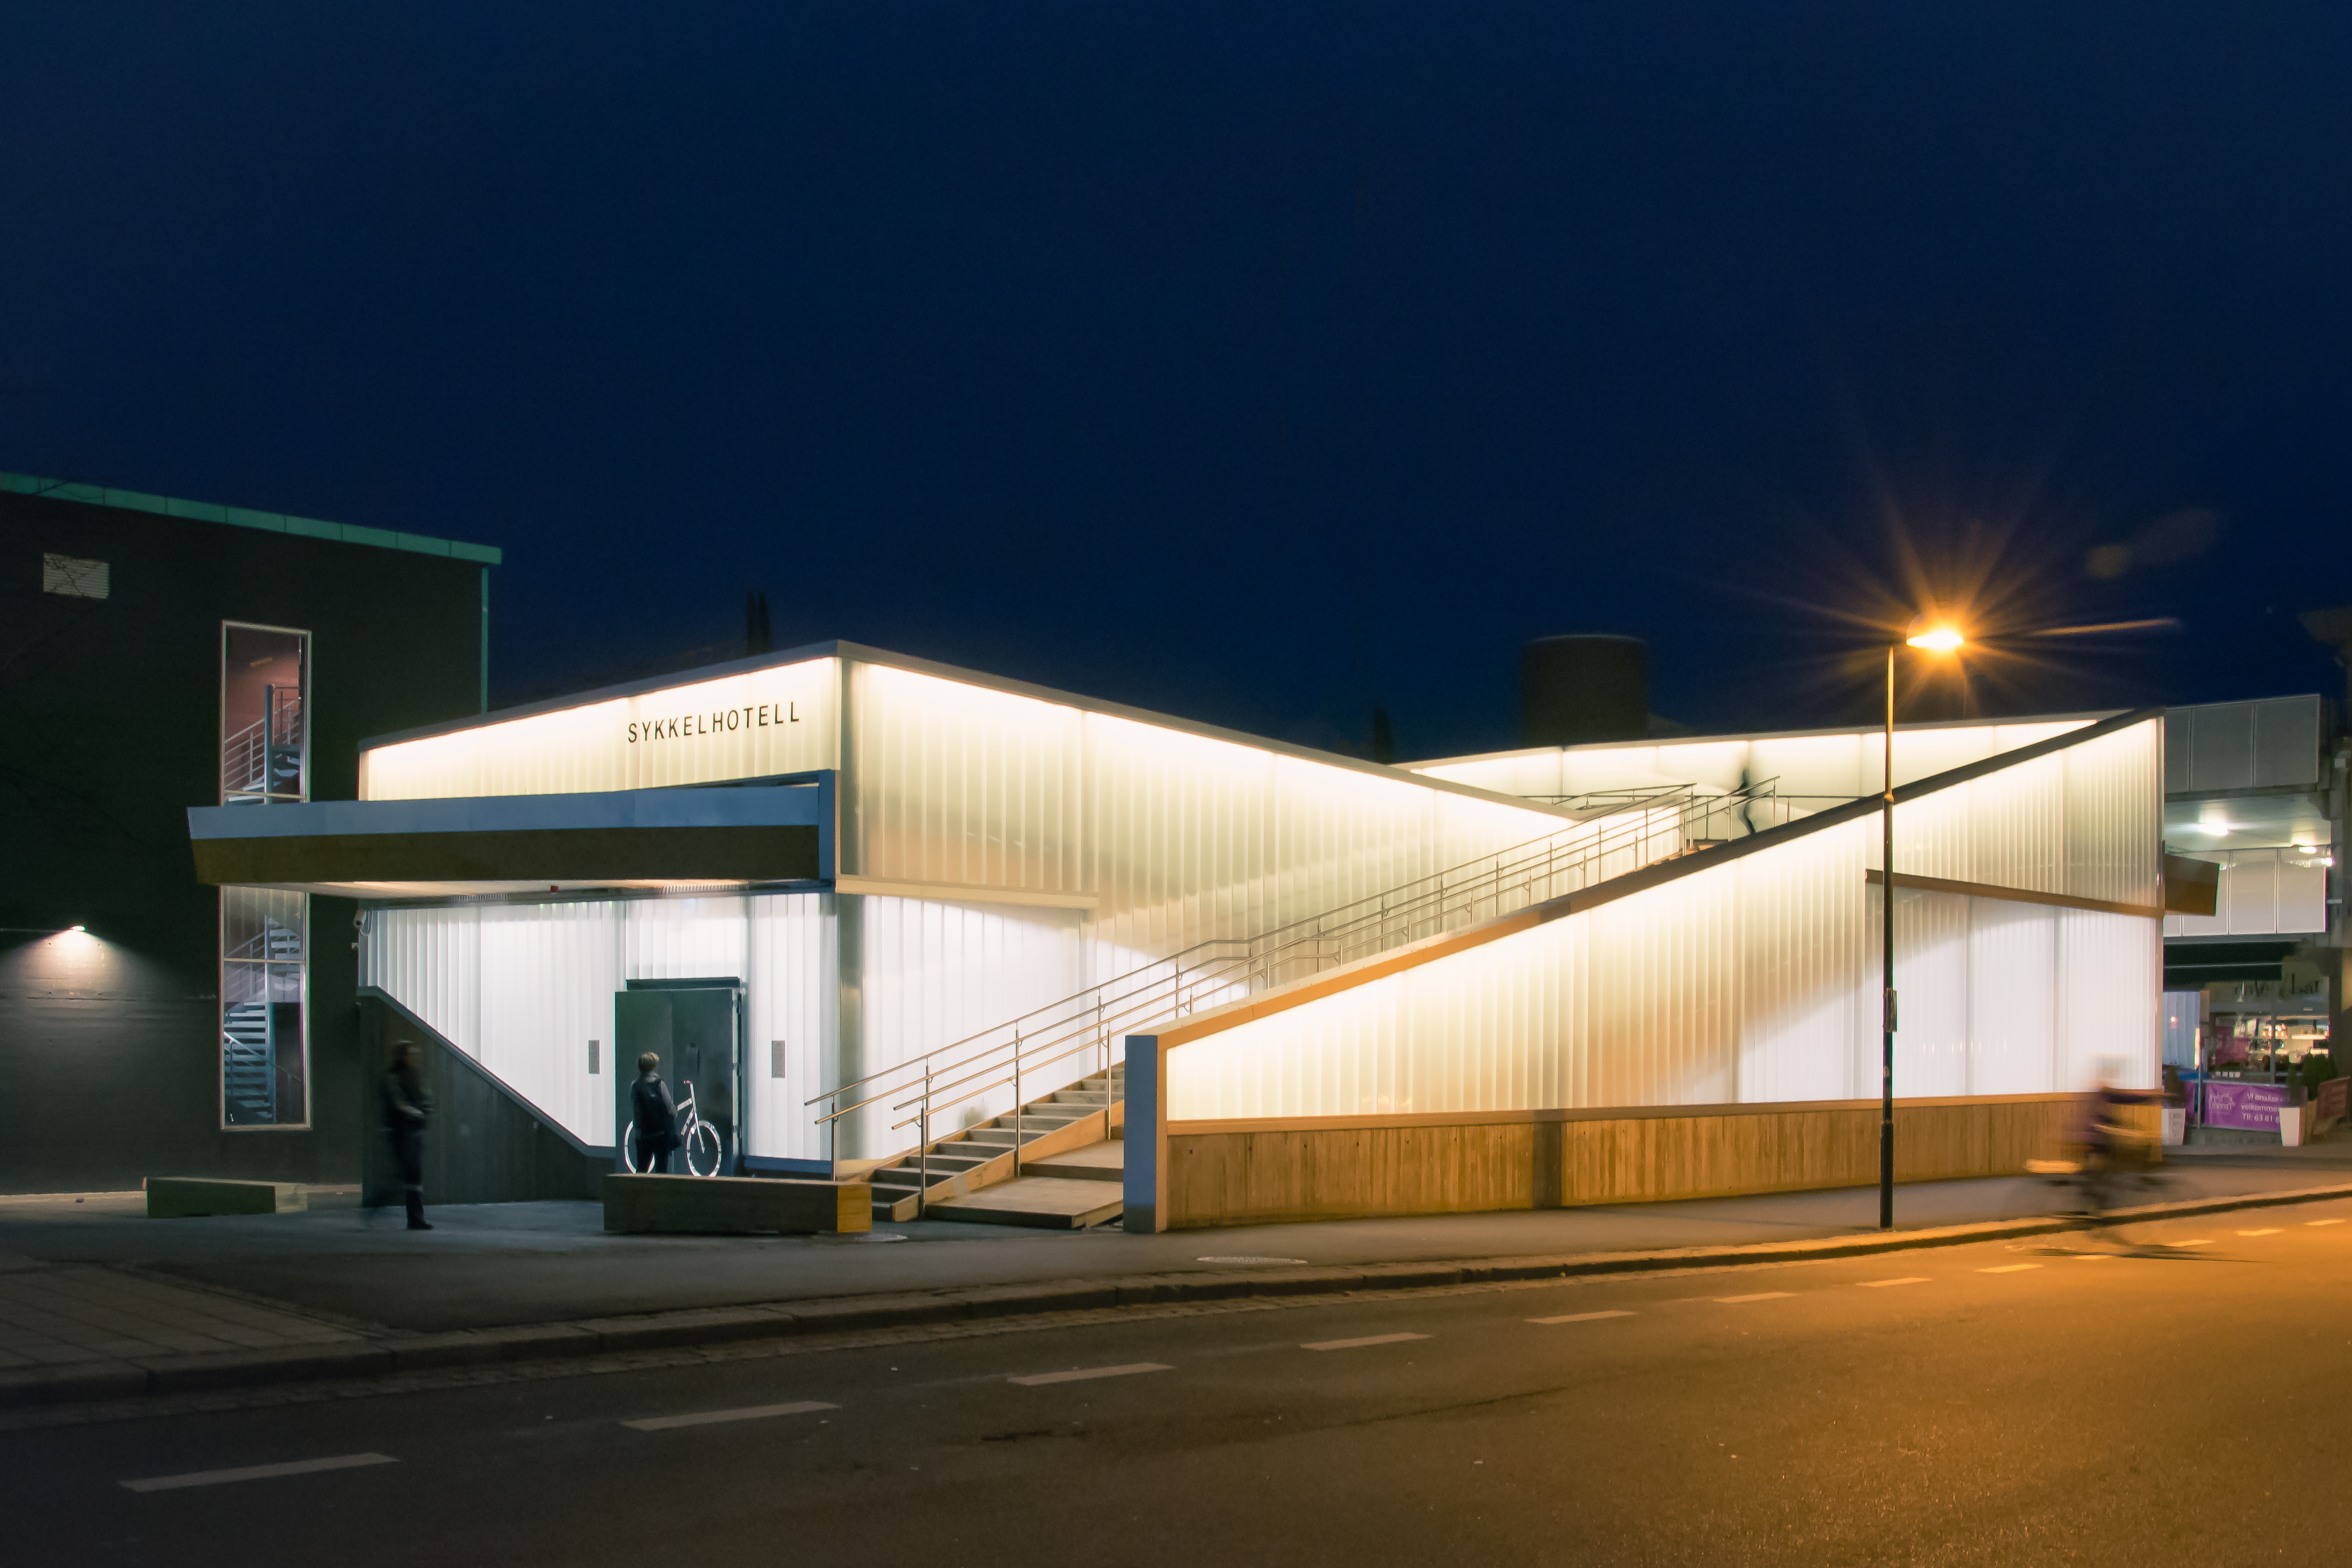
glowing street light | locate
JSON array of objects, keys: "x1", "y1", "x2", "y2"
[{"x1": 1879, "y1": 621, "x2": 1965, "y2": 1231}]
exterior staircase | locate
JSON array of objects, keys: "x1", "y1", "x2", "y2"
[
  {"x1": 221, "y1": 915, "x2": 302, "y2": 1125},
  {"x1": 863, "y1": 1065, "x2": 1122, "y2": 1224},
  {"x1": 819, "y1": 776, "x2": 1786, "y2": 1228},
  {"x1": 222, "y1": 684, "x2": 305, "y2": 803},
  {"x1": 221, "y1": 1001, "x2": 274, "y2": 1122}
]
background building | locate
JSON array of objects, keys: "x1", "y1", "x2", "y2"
[
  {"x1": 2158, "y1": 694, "x2": 2345, "y2": 1072},
  {"x1": 0, "y1": 473, "x2": 496, "y2": 1193}
]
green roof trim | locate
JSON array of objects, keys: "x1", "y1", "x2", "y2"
[{"x1": 1, "y1": 470, "x2": 502, "y2": 566}]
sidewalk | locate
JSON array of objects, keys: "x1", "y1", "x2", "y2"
[{"x1": 6, "y1": 1146, "x2": 2350, "y2": 1409}]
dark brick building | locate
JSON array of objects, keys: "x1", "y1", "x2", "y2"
[{"x1": 0, "y1": 472, "x2": 496, "y2": 1193}]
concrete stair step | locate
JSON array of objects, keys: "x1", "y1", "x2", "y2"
[
  {"x1": 1025, "y1": 1141, "x2": 1124, "y2": 1183},
  {"x1": 961, "y1": 1127, "x2": 1053, "y2": 1146},
  {"x1": 924, "y1": 1176, "x2": 1122, "y2": 1230}
]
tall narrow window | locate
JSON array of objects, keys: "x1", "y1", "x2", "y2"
[
  {"x1": 221, "y1": 887, "x2": 308, "y2": 1127},
  {"x1": 221, "y1": 623, "x2": 309, "y2": 805},
  {"x1": 220, "y1": 623, "x2": 312, "y2": 1127}
]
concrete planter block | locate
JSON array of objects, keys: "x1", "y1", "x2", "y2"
[
  {"x1": 145, "y1": 1177, "x2": 308, "y2": 1218},
  {"x1": 603, "y1": 1173, "x2": 872, "y2": 1235}
]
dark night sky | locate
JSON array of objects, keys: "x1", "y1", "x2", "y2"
[{"x1": 7, "y1": 4, "x2": 2349, "y2": 759}]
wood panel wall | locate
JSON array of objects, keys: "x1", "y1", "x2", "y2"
[{"x1": 1163, "y1": 1097, "x2": 2155, "y2": 1229}]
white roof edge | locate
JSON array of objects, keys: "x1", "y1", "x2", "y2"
[
  {"x1": 1401, "y1": 708, "x2": 2128, "y2": 773},
  {"x1": 357, "y1": 639, "x2": 1588, "y2": 824}
]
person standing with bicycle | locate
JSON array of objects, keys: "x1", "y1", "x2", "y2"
[{"x1": 631, "y1": 1052, "x2": 678, "y2": 1174}]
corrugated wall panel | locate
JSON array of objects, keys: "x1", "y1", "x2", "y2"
[
  {"x1": 1081, "y1": 710, "x2": 1568, "y2": 983},
  {"x1": 1412, "y1": 753, "x2": 1566, "y2": 797},
  {"x1": 1585, "y1": 871, "x2": 1738, "y2": 1108},
  {"x1": 362, "y1": 657, "x2": 838, "y2": 799},
  {"x1": 365, "y1": 894, "x2": 837, "y2": 1153},
  {"x1": 848, "y1": 663, "x2": 1084, "y2": 892},
  {"x1": 2058, "y1": 909, "x2": 2161, "y2": 1090},
  {"x1": 1965, "y1": 752, "x2": 2066, "y2": 894},
  {"x1": 1736, "y1": 819, "x2": 1865, "y2": 1103},
  {"x1": 623, "y1": 893, "x2": 753, "y2": 982},
  {"x1": 1165, "y1": 734, "x2": 2162, "y2": 1121},
  {"x1": 1889, "y1": 888, "x2": 1971, "y2": 1098},
  {"x1": 840, "y1": 895, "x2": 1087, "y2": 1156},
  {"x1": 474, "y1": 902, "x2": 624, "y2": 1144},
  {"x1": 1411, "y1": 719, "x2": 2095, "y2": 802},
  {"x1": 1965, "y1": 899, "x2": 2057, "y2": 1094},
  {"x1": 747, "y1": 893, "x2": 829, "y2": 1161},
  {"x1": 2062, "y1": 719, "x2": 2163, "y2": 907},
  {"x1": 362, "y1": 905, "x2": 481, "y2": 1057}
]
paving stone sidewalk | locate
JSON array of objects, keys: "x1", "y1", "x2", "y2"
[
  {"x1": 4, "y1": 1145, "x2": 2350, "y2": 1411},
  {"x1": 0, "y1": 1259, "x2": 367, "y2": 1371}
]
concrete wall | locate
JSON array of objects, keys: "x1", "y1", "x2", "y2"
[{"x1": 1146, "y1": 1095, "x2": 2145, "y2": 1230}]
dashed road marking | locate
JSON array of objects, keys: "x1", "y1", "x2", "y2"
[
  {"x1": 1007, "y1": 1363, "x2": 1172, "y2": 1387},
  {"x1": 623, "y1": 1401, "x2": 837, "y2": 1432},
  {"x1": 1978, "y1": 1264, "x2": 2038, "y2": 1274},
  {"x1": 1528, "y1": 1309, "x2": 1636, "y2": 1325},
  {"x1": 2307, "y1": 1219, "x2": 2345, "y2": 1227},
  {"x1": 1858, "y1": 1278, "x2": 1929, "y2": 1288},
  {"x1": 121, "y1": 1453, "x2": 395, "y2": 1493},
  {"x1": 1303, "y1": 1333, "x2": 1431, "y2": 1352},
  {"x1": 2238, "y1": 1228, "x2": 2281, "y2": 1236},
  {"x1": 1714, "y1": 1292, "x2": 1794, "y2": 1304},
  {"x1": 2171, "y1": 1239, "x2": 2215, "y2": 1247}
]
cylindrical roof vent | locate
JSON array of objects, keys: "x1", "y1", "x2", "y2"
[{"x1": 1520, "y1": 634, "x2": 1649, "y2": 747}]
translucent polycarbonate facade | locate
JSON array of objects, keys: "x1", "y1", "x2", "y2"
[
  {"x1": 1409, "y1": 717, "x2": 2093, "y2": 810},
  {"x1": 347, "y1": 645, "x2": 2159, "y2": 1168},
  {"x1": 353, "y1": 649, "x2": 1587, "y2": 1161},
  {"x1": 841, "y1": 661, "x2": 1575, "y2": 969},
  {"x1": 1164, "y1": 718, "x2": 2164, "y2": 1121},
  {"x1": 1077, "y1": 709, "x2": 1577, "y2": 979},
  {"x1": 1870, "y1": 717, "x2": 2163, "y2": 909},
  {"x1": 362, "y1": 893, "x2": 829, "y2": 1158},
  {"x1": 360, "y1": 656, "x2": 839, "y2": 799},
  {"x1": 843, "y1": 894, "x2": 1091, "y2": 1154}
]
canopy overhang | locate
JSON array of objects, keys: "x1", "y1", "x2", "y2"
[{"x1": 188, "y1": 777, "x2": 832, "y2": 899}]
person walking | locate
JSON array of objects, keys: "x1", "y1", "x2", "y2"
[
  {"x1": 382, "y1": 1041, "x2": 433, "y2": 1231},
  {"x1": 631, "y1": 1052, "x2": 677, "y2": 1174}
]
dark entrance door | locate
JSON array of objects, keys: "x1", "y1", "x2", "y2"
[{"x1": 613, "y1": 979, "x2": 742, "y2": 1174}]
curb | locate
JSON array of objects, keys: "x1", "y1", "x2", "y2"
[{"x1": 8, "y1": 1179, "x2": 2349, "y2": 1412}]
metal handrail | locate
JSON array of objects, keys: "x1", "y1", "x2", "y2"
[
  {"x1": 808, "y1": 778, "x2": 1785, "y2": 1164},
  {"x1": 221, "y1": 687, "x2": 305, "y2": 800}
]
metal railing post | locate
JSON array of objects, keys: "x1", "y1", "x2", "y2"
[
  {"x1": 918, "y1": 1062, "x2": 931, "y2": 1219},
  {"x1": 1012, "y1": 1028, "x2": 1023, "y2": 1176},
  {"x1": 1100, "y1": 999, "x2": 1112, "y2": 1143}
]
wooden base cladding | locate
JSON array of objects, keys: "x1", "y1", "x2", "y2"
[{"x1": 1163, "y1": 1096, "x2": 2146, "y2": 1229}]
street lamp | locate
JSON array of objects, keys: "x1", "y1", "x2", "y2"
[{"x1": 1881, "y1": 622, "x2": 1965, "y2": 1230}]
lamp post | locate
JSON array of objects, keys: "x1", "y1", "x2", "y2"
[{"x1": 1881, "y1": 623, "x2": 1964, "y2": 1231}]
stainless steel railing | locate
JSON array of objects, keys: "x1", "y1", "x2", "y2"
[
  {"x1": 221, "y1": 685, "x2": 306, "y2": 802},
  {"x1": 808, "y1": 779, "x2": 1782, "y2": 1167}
]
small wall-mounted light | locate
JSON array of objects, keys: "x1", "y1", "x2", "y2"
[{"x1": 69, "y1": 924, "x2": 85, "y2": 932}]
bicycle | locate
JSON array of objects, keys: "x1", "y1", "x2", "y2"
[
  {"x1": 2024, "y1": 1130, "x2": 2181, "y2": 1230},
  {"x1": 623, "y1": 1083, "x2": 726, "y2": 1177}
]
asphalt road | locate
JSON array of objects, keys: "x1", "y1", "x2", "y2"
[{"x1": 15, "y1": 1198, "x2": 2352, "y2": 1567}]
